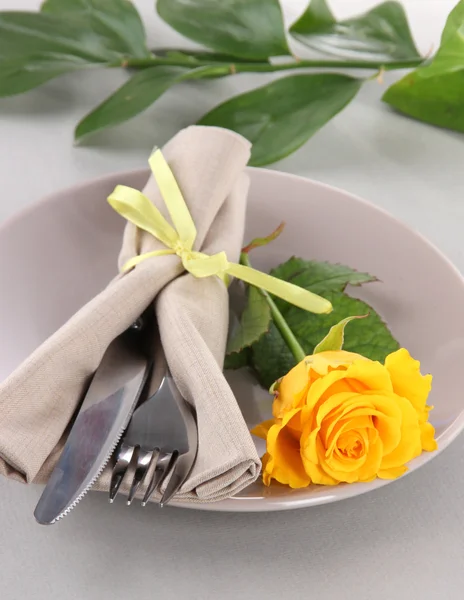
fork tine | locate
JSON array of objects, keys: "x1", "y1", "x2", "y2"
[
  {"x1": 156, "y1": 452, "x2": 179, "y2": 507},
  {"x1": 126, "y1": 449, "x2": 154, "y2": 506},
  {"x1": 159, "y1": 452, "x2": 188, "y2": 507},
  {"x1": 109, "y1": 444, "x2": 135, "y2": 503},
  {"x1": 160, "y1": 460, "x2": 182, "y2": 508},
  {"x1": 140, "y1": 450, "x2": 162, "y2": 506},
  {"x1": 141, "y1": 452, "x2": 176, "y2": 507}
]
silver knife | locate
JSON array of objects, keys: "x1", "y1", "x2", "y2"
[{"x1": 34, "y1": 318, "x2": 151, "y2": 525}]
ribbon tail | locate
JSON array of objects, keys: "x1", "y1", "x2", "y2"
[
  {"x1": 122, "y1": 249, "x2": 176, "y2": 272},
  {"x1": 226, "y1": 263, "x2": 332, "y2": 315}
]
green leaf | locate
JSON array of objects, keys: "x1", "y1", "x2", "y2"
[
  {"x1": 75, "y1": 65, "x2": 224, "y2": 141},
  {"x1": 40, "y1": 0, "x2": 150, "y2": 58},
  {"x1": 292, "y1": 0, "x2": 335, "y2": 30},
  {"x1": 270, "y1": 258, "x2": 377, "y2": 300},
  {"x1": 198, "y1": 74, "x2": 363, "y2": 166},
  {"x1": 157, "y1": 0, "x2": 289, "y2": 61},
  {"x1": 251, "y1": 322, "x2": 297, "y2": 387},
  {"x1": 443, "y1": 0, "x2": 464, "y2": 43},
  {"x1": 0, "y1": 9, "x2": 130, "y2": 94},
  {"x1": 249, "y1": 259, "x2": 398, "y2": 388},
  {"x1": 0, "y1": 52, "x2": 91, "y2": 97},
  {"x1": 290, "y1": 0, "x2": 421, "y2": 61},
  {"x1": 74, "y1": 66, "x2": 185, "y2": 140},
  {"x1": 382, "y1": 70, "x2": 464, "y2": 133},
  {"x1": 0, "y1": 11, "x2": 122, "y2": 62},
  {"x1": 224, "y1": 347, "x2": 252, "y2": 370},
  {"x1": 411, "y1": 0, "x2": 464, "y2": 79},
  {"x1": 226, "y1": 286, "x2": 271, "y2": 355},
  {"x1": 383, "y1": 1, "x2": 464, "y2": 132},
  {"x1": 313, "y1": 314, "x2": 367, "y2": 353},
  {"x1": 252, "y1": 292, "x2": 399, "y2": 389}
]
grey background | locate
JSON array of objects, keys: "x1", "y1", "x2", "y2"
[{"x1": 1, "y1": 1, "x2": 463, "y2": 599}]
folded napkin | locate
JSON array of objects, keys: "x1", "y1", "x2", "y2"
[{"x1": 0, "y1": 126, "x2": 261, "y2": 502}]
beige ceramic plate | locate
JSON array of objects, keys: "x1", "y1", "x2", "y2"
[{"x1": 1, "y1": 168, "x2": 463, "y2": 512}]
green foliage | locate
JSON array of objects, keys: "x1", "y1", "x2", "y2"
[
  {"x1": 383, "y1": 1, "x2": 464, "y2": 132},
  {"x1": 290, "y1": 0, "x2": 420, "y2": 61},
  {"x1": 0, "y1": 0, "x2": 462, "y2": 163},
  {"x1": 225, "y1": 258, "x2": 399, "y2": 390},
  {"x1": 157, "y1": 0, "x2": 289, "y2": 60},
  {"x1": 198, "y1": 74, "x2": 363, "y2": 166},
  {"x1": 226, "y1": 285, "x2": 271, "y2": 355}
]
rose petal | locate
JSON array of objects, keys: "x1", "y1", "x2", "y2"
[
  {"x1": 300, "y1": 436, "x2": 339, "y2": 485},
  {"x1": 263, "y1": 410, "x2": 311, "y2": 488},
  {"x1": 328, "y1": 448, "x2": 367, "y2": 474},
  {"x1": 325, "y1": 415, "x2": 372, "y2": 456},
  {"x1": 357, "y1": 391, "x2": 404, "y2": 455},
  {"x1": 305, "y1": 350, "x2": 365, "y2": 376},
  {"x1": 357, "y1": 435, "x2": 384, "y2": 481},
  {"x1": 326, "y1": 404, "x2": 400, "y2": 456},
  {"x1": 273, "y1": 360, "x2": 311, "y2": 418},
  {"x1": 261, "y1": 453, "x2": 273, "y2": 486},
  {"x1": 378, "y1": 465, "x2": 408, "y2": 479},
  {"x1": 315, "y1": 392, "x2": 366, "y2": 427},
  {"x1": 304, "y1": 427, "x2": 321, "y2": 465},
  {"x1": 317, "y1": 436, "x2": 364, "y2": 483},
  {"x1": 344, "y1": 359, "x2": 394, "y2": 392},
  {"x1": 379, "y1": 393, "x2": 422, "y2": 470},
  {"x1": 385, "y1": 348, "x2": 432, "y2": 420},
  {"x1": 323, "y1": 400, "x2": 374, "y2": 440},
  {"x1": 420, "y1": 421, "x2": 438, "y2": 452},
  {"x1": 251, "y1": 419, "x2": 276, "y2": 440},
  {"x1": 306, "y1": 359, "x2": 393, "y2": 415}
]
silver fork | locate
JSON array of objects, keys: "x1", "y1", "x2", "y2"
[{"x1": 109, "y1": 361, "x2": 198, "y2": 507}]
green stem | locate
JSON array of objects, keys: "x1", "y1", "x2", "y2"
[
  {"x1": 227, "y1": 57, "x2": 422, "y2": 72},
  {"x1": 240, "y1": 252, "x2": 306, "y2": 364},
  {"x1": 121, "y1": 54, "x2": 424, "y2": 72}
]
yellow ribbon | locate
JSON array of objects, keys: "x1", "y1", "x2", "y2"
[{"x1": 107, "y1": 149, "x2": 332, "y2": 315}]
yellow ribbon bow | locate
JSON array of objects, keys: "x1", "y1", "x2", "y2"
[{"x1": 107, "y1": 149, "x2": 332, "y2": 315}]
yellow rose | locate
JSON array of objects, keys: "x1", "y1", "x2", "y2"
[{"x1": 252, "y1": 348, "x2": 437, "y2": 488}]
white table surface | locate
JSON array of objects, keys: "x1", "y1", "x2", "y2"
[{"x1": 1, "y1": 1, "x2": 463, "y2": 599}]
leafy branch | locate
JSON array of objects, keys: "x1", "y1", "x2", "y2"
[{"x1": 1, "y1": 0, "x2": 463, "y2": 165}]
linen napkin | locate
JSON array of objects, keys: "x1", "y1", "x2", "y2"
[{"x1": 0, "y1": 125, "x2": 261, "y2": 502}]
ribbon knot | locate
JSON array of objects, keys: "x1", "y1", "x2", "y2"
[
  {"x1": 107, "y1": 149, "x2": 332, "y2": 315},
  {"x1": 174, "y1": 241, "x2": 188, "y2": 258},
  {"x1": 174, "y1": 242, "x2": 194, "y2": 267}
]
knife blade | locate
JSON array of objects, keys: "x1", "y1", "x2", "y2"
[{"x1": 34, "y1": 321, "x2": 151, "y2": 525}]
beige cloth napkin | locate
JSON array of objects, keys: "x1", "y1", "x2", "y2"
[{"x1": 0, "y1": 126, "x2": 261, "y2": 502}]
